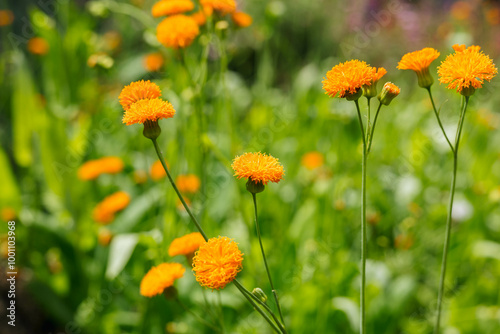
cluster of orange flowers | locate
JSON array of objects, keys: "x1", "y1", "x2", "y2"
[
  {"x1": 78, "y1": 156, "x2": 124, "y2": 180},
  {"x1": 153, "y1": 0, "x2": 252, "y2": 49}
]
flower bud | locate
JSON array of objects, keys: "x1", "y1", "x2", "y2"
[
  {"x1": 345, "y1": 88, "x2": 363, "y2": 101},
  {"x1": 416, "y1": 67, "x2": 434, "y2": 88},
  {"x1": 252, "y1": 287, "x2": 268, "y2": 303},
  {"x1": 377, "y1": 82, "x2": 400, "y2": 106},
  {"x1": 143, "y1": 119, "x2": 161, "y2": 139},
  {"x1": 246, "y1": 179, "x2": 265, "y2": 194}
]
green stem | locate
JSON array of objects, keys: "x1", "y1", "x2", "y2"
[
  {"x1": 175, "y1": 297, "x2": 220, "y2": 332},
  {"x1": 151, "y1": 138, "x2": 209, "y2": 241},
  {"x1": 365, "y1": 97, "x2": 371, "y2": 141},
  {"x1": 354, "y1": 100, "x2": 367, "y2": 334},
  {"x1": 252, "y1": 193, "x2": 286, "y2": 327},
  {"x1": 427, "y1": 88, "x2": 455, "y2": 153},
  {"x1": 434, "y1": 96, "x2": 468, "y2": 334},
  {"x1": 367, "y1": 102, "x2": 383, "y2": 154}
]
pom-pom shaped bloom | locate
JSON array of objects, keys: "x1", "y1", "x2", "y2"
[
  {"x1": 301, "y1": 151, "x2": 324, "y2": 170},
  {"x1": 192, "y1": 236, "x2": 243, "y2": 290},
  {"x1": 168, "y1": 232, "x2": 205, "y2": 257},
  {"x1": 200, "y1": 0, "x2": 235, "y2": 14},
  {"x1": 140, "y1": 263, "x2": 185, "y2": 297},
  {"x1": 156, "y1": 15, "x2": 200, "y2": 49},
  {"x1": 232, "y1": 152, "x2": 285, "y2": 185},
  {"x1": 93, "y1": 191, "x2": 131, "y2": 224},
  {"x1": 175, "y1": 174, "x2": 201, "y2": 194},
  {"x1": 322, "y1": 60, "x2": 374, "y2": 99},
  {"x1": 119, "y1": 80, "x2": 162, "y2": 111},
  {"x1": 397, "y1": 48, "x2": 440, "y2": 88},
  {"x1": 78, "y1": 156, "x2": 124, "y2": 180},
  {"x1": 438, "y1": 44, "x2": 497, "y2": 96},
  {"x1": 152, "y1": 0, "x2": 195, "y2": 17},
  {"x1": 143, "y1": 52, "x2": 164, "y2": 72},
  {"x1": 122, "y1": 98, "x2": 176, "y2": 125},
  {"x1": 231, "y1": 12, "x2": 252, "y2": 27}
]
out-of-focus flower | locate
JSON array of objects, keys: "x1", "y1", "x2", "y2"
[
  {"x1": 450, "y1": 1, "x2": 471, "y2": 21},
  {"x1": 152, "y1": 0, "x2": 195, "y2": 17},
  {"x1": 232, "y1": 152, "x2": 285, "y2": 185},
  {"x1": 87, "y1": 52, "x2": 114, "y2": 69},
  {"x1": 322, "y1": 60, "x2": 374, "y2": 100},
  {"x1": 133, "y1": 170, "x2": 148, "y2": 184},
  {"x1": 486, "y1": 8, "x2": 500, "y2": 25},
  {"x1": 301, "y1": 151, "x2": 324, "y2": 170},
  {"x1": 0, "y1": 10, "x2": 14, "y2": 26},
  {"x1": 150, "y1": 160, "x2": 168, "y2": 180},
  {"x1": 103, "y1": 31, "x2": 122, "y2": 51},
  {"x1": 156, "y1": 15, "x2": 200, "y2": 49},
  {"x1": 122, "y1": 98, "x2": 175, "y2": 126},
  {"x1": 398, "y1": 48, "x2": 440, "y2": 88},
  {"x1": 93, "y1": 191, "x2": 131, "y2": 224},
  {"x1": 119, "y1": 80, "x2": 162, "y2": 111},
  {"x1": 78, "y1": 156, "x2": 124, "y2": 180},
  {"x1": 27, "y1": 37, "x2": 49, "y2": 55},
  {"x1": 175, "y1": 174, "x2": 201, "y2": 194},
  {"x1": 231, "y1": 12, "x2": 252, "y2": 28},
  {"x1": 192, "y1": 236, "x2": 243, "y2": 290},
  {"x1": 143, "y1": 52, "x2": 164, "y2": 72},
  {"x1": 438, "y1": 44, "x2": 497, "y2": 96},
  {"x1": 378, "y1": 82, "x2": 401, "y2": 106},
  {"x1": 98, "y1": 228, "x2": 113, "y2": 246},
  {"x1": 191, "y1": 6, "x2": 213, "y2": 25},
  {"x1": 168, "y1": 232, "x2": 205, "y2": 257},
  {"x1": 395, "y1": 234, "x2": 414, "y2": 250},
  {"x1": 140, "y1": 263, "x2": 185, "y2": 297},
  {"x1": 200, "y1": 0, "x2": 235, "y2": 14},
  {"x1": 1, "y1": 208, "x2": 16, "y2": 222}
]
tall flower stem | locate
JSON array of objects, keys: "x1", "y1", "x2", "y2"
[
  {"x1": 434, "y1": 96, "x2": 469, "y2": 333},
  {"x1": 252, "y1": 193, "x2": 286, "y2": 327},
  {"x1": 427, "y1": 88, "x2": 455, "y2": 153},
  {"x1": 367, "y1": 103, "x2": 383, "y2": 154},
  {"x1": 354, "y1": 99, "x2": 367, "y2": 334}
]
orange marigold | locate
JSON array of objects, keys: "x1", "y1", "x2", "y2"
[
  {"x1": 175, "y1": 174, "x2": 201, "y2": 194},
  {"x1": 231, "y1": 12, "x2": 252, "y2": 28},
  {"x1": 200, "y1": 0, "x2": 235, "y2": 14},
  {"x1": 232, "y1": 152, "x2": 285, "y2": 185},
  {"x1": 119, "y1": 80, "x2": 162, "y2": 111},
  {"x1": 78, "y1": 156, "x2": 124, "y2": 180},
  {"x1": 437, "y1": 44, "x2": 497, "y2": 96},
  {"x1": 192, "y1": 236, "x2": 243, "y2": 290},
  {"x1": 92, "y1": 191, "x2": 131, "y2": 224},
  {"x1": 301, "y1": 151, "x2": 324, "y2": 170},
  {"x1": 156, "y1": 15, "x2": 200, "y2": 49},
  {"x1": 27, "y1": 37, "x2": 49, "y2": 55},
  {"x1": 143, "y1": 52, "x2": 164, "y2": 72},
  {"x1": 150, "y1": 160, "x2": 168, "y2": 180},
  {"x1": 122, "y1": 98, "x2": 175, "y2": 126},
  {"x1": 152, "y1": 0, "x2": 195, "y2": 17},
  {"x1": 168, "y1": 232, "x2": 205, "y2": 257},
  {"x1": 322, "y1": 60, "x2": 374, "y2": 99},
  {"x1": 140, "y1": 262, "x2": 185, "y2": 297},
  {"x1": 397, "y1": 48, "x2": 440, "y2": 88}
]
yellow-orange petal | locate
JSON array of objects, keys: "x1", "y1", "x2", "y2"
[
  {"x1": 122, "y1": 98, "x2": 175, "y2": 125},
  {"x1": 322, "y1": 60, "x2": 374, "y2": 98},
  {"x1": 156, "y1": 15, "x2": 200, "y2": 49},
  {"x1": 152, "y1": 0, "x2": 195, "y2": 17},
  {"x1": 119, "y1": 80, "x2": 162, "y2": 111},
  {"x1": 397, "y1": 47, "x2": 440, "y2": 73},
  {"x1": 231, "y1": 12, "x2": 252, "y2": 28},
  {"x1": 200, "y1": 0, "x2": 235, "y2": 14},
  {"x1": 231, "y1": 152, "x2": 285, "y2": 185},
  {"x1": 168, "y1": 232, "x2": 205, "y2": 257},
  {"x1": 140, "y1": 263, "x2": 185, "y2": 297}
]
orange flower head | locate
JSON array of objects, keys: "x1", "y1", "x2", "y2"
[
  {"x1": 200, "y1": 0, "x2": 236, "y2": 14},
  {"x1": 156, "y1": 15, "x2": 200, "y2": 49},
  {"x1": 322, "y1": 60, "x2": 374, "y2": 100},
  {"x1": 143, "y1": 52, "x2": 164, "y2": 72},
  {"x1": 150, "y1": 160, "x2": 169, "y2": 180},
  {"x1": 92, "y1": 191, "x2": 131, "y2": 224},
  {"x1": 378, "y1": 82, "x2": 401, "y2": 106},
  {"x1": 232, "y1": 152, "x2": 285, "y2": 185},
  {"x1": 175, "y1": 174, "x2": 201, "y2": 194},
  {"x1": 78, "y1": 156, "x2": 124, "y2": 180},
  {"x1": 152, "y1": 0, "x2": 195, "y2": 17},
  {"x1": 438, "y1": 44, "x2": 497, "y2": 96},
  {"x1": 192, "y1": 236, "x2": 243, "y2": 290},
  {"x1": 122, "y1": 98, "x2": 175, "y2": 126},
  {"x1": 168, "y1": 232, "x2": 205, "y2": 257},
  {"x1": 140, "y1": 262, "x2": 185, "y2": 297},
  {"x1": 119, "y1": 80, "x2": 162, "y2": 111},
  {"x1": 363, "y1": 67, "x2": 387, "y2": 98},
  {"x1": 231, "y1": 12, "x2": 252, "y2": 28},
  {"x1": 0, "y1": 10, "x2": 14, "y2": 26},
  {"x1": 301, "y1": 151, "x2": 324, "y2": 170},
  {"x1": 397, "y1": 48, "x2": 440, "y2": 88},
  {"x1": 27, "y1": 37, "x2": 49, "y2": 55},
  {"x1": 1, "y1": 208, "x2": 16, "y2": 222}
]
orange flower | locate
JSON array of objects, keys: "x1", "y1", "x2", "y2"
[
  {"x1": 175, "y1": 174, "x2": 201, "y2": 194},
  {"x1": 192, "y1": 236, "x2": 243, "y2": 290},
  {"x1": 93, "y1": 191, "x2": 131, "y2": 224},
  {"x1": 232, "y1": 152, "x2": 285, "y2": 185},
  {"x1": 322, "y1": 60, "x2": 374, "y2": 99},
  {"x1": 0, "y1": 10, "x2": 14, "y2": 26},
  {"x1": 301, "y1": 151, "x2": 324, "y2": 170},
  {"x1": 152, "y1": 0, "x2": 195, "y2": 17},
  {"x1": 200, "y1": 0, "x2": 235, "y2": 14},
  {"x1": 438, "y1": 44, "x2": 497, "y2": 96},
  {"x1": 122, "y1": 98, "x2": 175, "y2": 126},
  {"x1": 119, "y1": 80, "x2": 162, "y2": 111},
  {"x1": 156, "y1": 15, "x2": 200, "y2": 49},
  {"x1": 168, "y1": 232, "x2": 205, "y2": 257},
  {"x1": 140, "y1": 262, "x2": 185, "y2": 297},
  {"x1": 191, "y1": 6, "x2": 213, "y2": 26},
  {"x1": 363, "y1": 67, "x2": 387, "y2": 98},
  {"x1": 150, "y1": 160, "x2": 168, "y2": 180},
  {"x1": 78, "y1": 156, "x2": 124, "y2": 180},
  {"x1": 1, "y1": 208, "x2": 16, "y2": 222},
  {"x1": 397, "y1": 48, "x2": 440, "y2": 88},
  {"x1": 143, "y1": 52, "x2": 164, "y2": 72},
  {"x1": 27, "y1": 37, "x2": 49, "y2": 55},
  {"x1": 231, "y1": 12, "x2": 252, "y2": 27}
]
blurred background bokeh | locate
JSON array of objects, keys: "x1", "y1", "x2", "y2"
[{"x1": 0, "y1": 0, "x2": 499, "y2": 333}]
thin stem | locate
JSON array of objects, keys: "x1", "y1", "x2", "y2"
[
  {"x1": 354, "y1": 100, "x2": 367, "y2": 334},
  {"x1": 252, "y1": 193, "x2": 286, "y2": 326},
  {"x1": 367, "y1": 102, "x2": 383, "y2": 154},
  {"x1": 175, "y1": 297, "x2": 220, "y2": 332},
  {"x1": 427, "y1": 88, "x2": 455, "y2": 153},
  {"x1": 151, "y1": 138, "x2": 209, "y2": 241},
  {"x1": 434, "y1": 96, "x2": 469, "y2": 334},
  {"x1": 365, "y1": 97, "x2": 371, "y2": 142}
]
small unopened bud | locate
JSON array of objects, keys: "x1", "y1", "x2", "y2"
[
  {"x1": 246, "y1": 179, "x2": 265, "y2": 194},
  {"x1": 377, "y1": 82, "x2": 400, "y2": 106},
  {"x1": 143, "y1": 119, "x2": 161, "y2": 139},
  {"x1": 252, "y1": 287, "x2": 267, "y2": 303}
]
